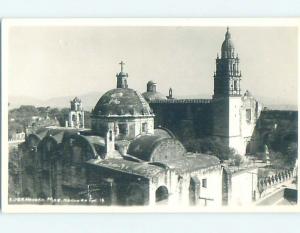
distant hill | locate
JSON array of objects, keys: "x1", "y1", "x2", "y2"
[
  {"x1": 9, "y1": 92, "x2": 102, "y2": 111},
  {"x1": 9, "y1": 92, "x2": 297, "y2": 112}
]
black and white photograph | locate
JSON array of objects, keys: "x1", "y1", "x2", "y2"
[{"x1": 2, "y1": 19, "x2": 299, "y2": 212}]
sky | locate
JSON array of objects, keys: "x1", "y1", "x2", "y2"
[{"x1": 7, "y1": 25, "x2": 298, "y2": 106}]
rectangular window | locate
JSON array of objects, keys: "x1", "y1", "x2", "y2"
[
  {"x1": 119, "y1": 124, "x2": 128, "y2": 135},
  {"x1": 246, "y1": 109, "x2": 251, "y2": 123},
  {"x1": 234, "y1": 80, "x2": 238, "y2": 91},
  {"x1": 142, "y1": 122, "x2": 147, "y2": 133},
  {"x1": 202, "y1": 178, "x2": 207, "y2": 188}
]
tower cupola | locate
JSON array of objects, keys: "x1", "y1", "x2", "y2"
[
  {"x1": 221, "y1": 27, "x2": 235, "y2": 59},
  {"x1": 147, "y1": 80, "x2": 157, "y2": 92}
]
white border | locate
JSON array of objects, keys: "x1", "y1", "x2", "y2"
[{"x1": 2, "y1": 18, "x2": 300, "y2": 213}]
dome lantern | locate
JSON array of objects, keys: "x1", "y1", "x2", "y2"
[{"x1": 116, "y1": 61, "x2": 128, "y2": 89}]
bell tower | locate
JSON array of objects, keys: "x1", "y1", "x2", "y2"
[
  {"x1": 212, "y1": 27, "x2": 244, "y2": 155},
  {"x1": 213, "y1": 27, "x2": 242, "y2": 98},
  {"x1": 67, "y1": 97, "x2": 85, "y2": 128}
]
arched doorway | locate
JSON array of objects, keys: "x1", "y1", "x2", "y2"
[
  {"x1": 155, "y1": 186, "x2": 169, "y2": 204},
  {"x1": 189, "y1": 177, "x2": 200, "y2": 205}
]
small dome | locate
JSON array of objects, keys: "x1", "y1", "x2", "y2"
[
  {"x1": 142, "y1": 91, "x2": 167, "y2": 102},
  {"x1": 127, "y1": 135, "x2": 186, "y2": 162},
  {"x1": 147, "y1": 80, "x2": 156, "y2": 85},
  {"x1": 92, "y1": 88, "x2": 153, "y2": 117}
]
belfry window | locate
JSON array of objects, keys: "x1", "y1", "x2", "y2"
[
  {"x1": 234, "y1": 80, "x2": 238, "y2": 91},
  {"x1": 202, "y1": 178, "x2": 207, "y2": 188},
  {"x1": 109, "y1": 130, "x2": 113, "y2": 141},
  {"x1": 246, "y1": 109, "x2": 251, "y2": 123}
]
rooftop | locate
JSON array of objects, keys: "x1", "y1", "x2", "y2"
[
  {"x1": 149, "y1": 98, "x2": 212, "y2": 104},
  {"x1": 86, "y1": 158, "x2": 165, "y2": 178}
]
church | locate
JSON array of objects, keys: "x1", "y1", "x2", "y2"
[
  {"x1": 11, "y1": 27, "x2": 297, "y2": 207},
  {"x1": 143, "y1": 27, "x2": 263, "y2": 156}
]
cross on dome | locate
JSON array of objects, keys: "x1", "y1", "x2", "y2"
[{"x1": 119, "y1": 61, "x2": 125, "y2": 72}]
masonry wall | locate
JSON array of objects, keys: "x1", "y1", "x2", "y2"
[
  {"x1": 211, "y1": 97, "x2": 229, "y2": 138},
  {"x1": 149, "y1": 101, "x2": 212, "y2": 140},
  {"x1": 229, "y1": 167, "x2": 258, "y2": 206},
  {"x1": 91, "y1": 117, "x2": 154, "y2": 140},
  {"x1": 248, "y1": 110, "x2": 298, "y2": 153},
  {"x1": 148, "y1": 165, "x2": 223, "y2": 207}
]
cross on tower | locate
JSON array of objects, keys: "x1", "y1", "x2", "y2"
[{"x1": 119, "y1": 61, "x2": 125, "y2": 72}]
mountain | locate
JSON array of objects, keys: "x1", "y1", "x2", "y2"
[
  {"x1": 8, "y1": 92, "x2": 297, "y2": 112},
  {"x1": 9, "y1": 91, "x2": 102, "y2": 111}
]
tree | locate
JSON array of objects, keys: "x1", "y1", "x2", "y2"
[{"x1": 183, "y1": 137, "x2": 237, "y2": 162}]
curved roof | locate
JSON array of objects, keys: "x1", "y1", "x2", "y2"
[
  {"x1": 74, "y1": 135, "x2": 105, "y2": 159},
  {"x1": 221, "y1": 37, "x2": 234, "y2": 52},
  {"x1": 87, "y1": 158, "x2": 165, "y2": 178},
  {"x1": 92, "y1": 88, "x2": 154, "y2": 117},
  {"x1": 147, "y1": 80, "x2": 156, "y2": 85},
  {"x1": 127, "y1": 135, "x2": 186, "y2": 162},
  {"x1": 153, "y1": 128, "x2": 175, "y2": 138},
  {"x1": 142, "y1": 91, "x2": 167, "y2": 102}
]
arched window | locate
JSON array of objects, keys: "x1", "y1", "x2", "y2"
[{"x1": 246, "y1": 109, "x2": 251, "y2": 123}]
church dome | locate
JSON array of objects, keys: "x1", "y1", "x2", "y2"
[
  {"x1": 142, "y1": 80, "x2": 167, "y2": 102},
  {"x1": 92, "y1": 88, "x2": 154, "y2": 117}
]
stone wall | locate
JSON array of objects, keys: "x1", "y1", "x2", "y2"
[
  {"x1": 149, "y1": 100, "x2": 212, "y2": 140},
  {"x1": 248, "y1": 110, "x2": 298, "y2": 153},
  {"x1": 148, "y1": 165, "x2": 223, "y2": 207},
  {"x1": 229, "y1": 167, "x2": 258, "y2": 206}
]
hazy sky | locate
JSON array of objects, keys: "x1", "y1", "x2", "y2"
[{"x1": 7, "y1": 26, "x2": 298, "y2": 105}]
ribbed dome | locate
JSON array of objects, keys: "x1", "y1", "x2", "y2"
[
  {"x1": 221, "y1": 38, "x2": 234, "y2": 52},
  {"x1": 92, "y1": 88, "x2": 154, "y2": 117}
]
